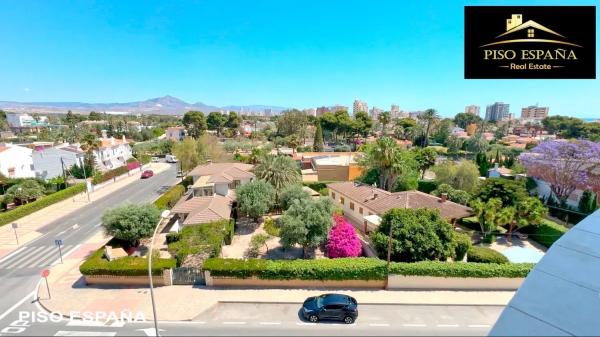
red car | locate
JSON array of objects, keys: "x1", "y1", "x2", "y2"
[{"x1": 141, "y1": 170, "x2": 154, "y2": 179}]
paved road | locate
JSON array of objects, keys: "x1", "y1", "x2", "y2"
[
  {"x1": 0, "y1": 300, "x2": 502, "y2": 336},
  {"x1": 0, "y1": 164, "x2": 179, "y2": 327}
]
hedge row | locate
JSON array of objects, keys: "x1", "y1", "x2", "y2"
[
  {"x1": 154, "y1": 184, "x2": 186, "y2": 210},
  {"x1": 521, "y1": 220, "x2": 568, "y2": 248},
  {"x1": 203, "y1": 258, "x2": 388, "y2": 280},
  {"x1": 79, "y1": 248, "x2": 176, "y2": 276},
  {"x1": 92, "y1": 165, "x2": 131, "y2": 184},
  {"x1": 302, "y1": 181, "x2": 337, "y2": 195},
  {"x1": 467, "y1": 246, "x2": 509, "y2": 264},
  {"x1": 389, "y1": 261, "x2": 533, "y2": 278},
  {"x1": 0, "y1": 183, "x2": 86, "y2": 226}
]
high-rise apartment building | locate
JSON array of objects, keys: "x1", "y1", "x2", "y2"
[
  {"x1": 521, "y1": 105, "x2": 549, "y2": 120},
  {"x1": 316, "y1": 106, "x2": 330, "y2": 116},
  {"x1": 331, "y1": 104, "x2": 348, "y2": 113},
  {"x1": 465, "y1": 105, "x2": 480, "y2": 116},
  {"x1": 485, "y1": 102, "x2": 510, "y2": 122},
  {"x1": 353, "y1": 100, "x2": 368, "y2": 114},
  {"x1": 263, "y1": 108, "x2": 272, "y2": 117},
  {"x1": 370, "y1": 106, "x2": 383, "y2": 119},
  {"x1": 391, "y1": 104, "x2": 400, "y2": 118}
]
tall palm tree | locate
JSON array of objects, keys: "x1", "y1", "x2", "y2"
[
  {"x1": 378, "y1": 111, "x2": 391, "y2": 135},
  {"x1": 418, "y1": 108, "x2": 439, "y2": 147},
  {"x1": 359, "y1": 137, "x2": 407, "y2": 191},
  {"x1": 254, "y1": 155, "x2": 300, "y2": 201},
  {"x1": 80, "y1": 133, "x2": 101, "y2": 175}
]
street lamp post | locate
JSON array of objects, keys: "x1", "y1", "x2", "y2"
[{"x1": 148, "y1": 210, "x2": 171, "y2": 337}]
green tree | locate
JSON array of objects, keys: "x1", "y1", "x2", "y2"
[
  {"x1": 507, "y1": 197, "x2": 547, "y2": 240},
  {"x1": 454, "y1": 112, "x2": 482, "y2": 129},
  {"x1": 279, "y1": 197, "x2": 334, "y2": 258},
  {"x1": 237, "y1": 180, "x2": 276, "y2": 222},
  {"x1": 0, "y1": 109, "x2": 8, "y2": 131},
  {"x1": 79, "y1": 133, "x2": 101, "y2": 175},
  {"x1": 432, "y1": 160, "x2": 480, "y2": 193},
  {"x1": 477, "y1": 178, "x2": 528, "y2": 207},
  {"x1": 446, "y1": 135, "x2": 464, "y2": 159},
  {"x1": 359, "y1": 137, "x2": 418, "y2": 191},
  {"x1": 394, "y1": 118, "x2": 417, "y2": 140},
  {"x1": 467, "y1": 133, "x2": 489, "y2": 154},
  {"x1": 207, "y1": 112, "x2": 227, "y2": 136},
  {"x1": 320, "y1": 112, "x2": 338, "y2": 142},
  {"x1": 353, "y1": 111, "x2": 373, "y2": 138},
  {"x1": 377, "y1": 111, "x2": 391, "y2": 134},
  {"x1": 279, "y1": 184, "x2": 310, "y2": 210},
  {"x1": 102, "y1": 204, "x2": 161, "y2": 247},
  {"x1": 276, "y1": 109, "x2": 308, "y2": 141},
  {"x1": 225, "y1": 111, "x2": 241, "y2": 130},
  {"x1": 433, "y1": 118, "x2": 453, "y2": 145},
  {"x1": 313, "y1": 122, "x2": 324, "y2": 152},
  {"x1": 4, "y1": 180, "x2": 46, "y2": 204},
  {"x1": 254, "y1": 155, "x2": 300, "y2": 201},
  {"x1": 88, "y1": 111, "x2": 103, "y2": 121},
  {"x1": 579, "y1": 190, "x2": 599, "y2": 214},
  {"x1": 182, "y1": 111, "x2": 207, "y2": 139},
  {"x1": 470, "y1": 198, "x2": 502, "y2": 240},
  {"x1": 417, "y1": 108, "x2": 439, "y2": 147},
  {"x1": 370, "y1": 208, "x2": 455, "y2": 262},
  {"x1": 413, "y1": 147, "x2": 437, "y2": 179},
  {"x1": 171, "y1": 138, "x2": 202, "y2": 173}
]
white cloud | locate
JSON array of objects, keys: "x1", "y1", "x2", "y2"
[{"x1": 23, "y1": 87, "x2": 30, "y2": 92}]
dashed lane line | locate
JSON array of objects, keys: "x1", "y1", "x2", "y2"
[
  {"x1": 369, "y1": 323, "x2": 390, "y2": 327},
  {"x1": 223, "y1": 321, "x2": 247, "y2": 325},
  {"x1": 403, "y1": 323, "x2": 427, "y2": 327},
  {"x1": 437, "y1": 324, "x2": 460, "y2": 328},
  {"x1": 259, "y1": 322, "x2": 282, "y2": 325}
]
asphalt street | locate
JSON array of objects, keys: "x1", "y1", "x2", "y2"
[{"x1": 0, "y1": 164, "x2": 179, "y2": 328}]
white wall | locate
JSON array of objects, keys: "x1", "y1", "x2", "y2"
[
  {"x1": 329, "y1": 190, "x2": 376, "y2": 232},
  {"x1": 0, "y1": 145, "x2": 35, "y2": 178},
  {"x1": 215, "y1": 183, "x2": 229, "y2": 196}
]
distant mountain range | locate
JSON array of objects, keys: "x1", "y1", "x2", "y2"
[{"x1": 0, "y1": 95, "x2": 289, "y2": 115}]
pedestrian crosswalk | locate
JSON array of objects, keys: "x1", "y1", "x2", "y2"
[{"x1": 0, "y1": 245, "x2": 73, "y2": 270}]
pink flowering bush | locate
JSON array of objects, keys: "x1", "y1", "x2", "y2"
[{"x1": 327, "y1": 215, "x2": 362, "y2": 258}]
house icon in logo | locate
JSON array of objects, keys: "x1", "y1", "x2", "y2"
[{"x1": 480, "y1": 14, "x2": 581, "y2": 47}]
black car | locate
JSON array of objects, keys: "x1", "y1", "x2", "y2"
[{"x1": 301, "y1": 294, "x2": 358, "y2": 324}]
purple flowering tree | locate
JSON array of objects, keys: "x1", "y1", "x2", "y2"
[
  {"x1": 327, "y1": 215, "x2": 362, "y2": 258},
  {"x1": 519, "y1": 140, "x2": 600, "y2": 205}
]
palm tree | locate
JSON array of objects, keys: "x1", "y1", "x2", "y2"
[
  {"x1": 418, "y1": 108, "x2": 439, "y2": 147},
  {"x1": 378, "y1": 111, "x2": 391, "y2": 135},
  {"x1": 359, "y1": 137, "x2": 406, "y2": 191},
  {"x1": 254, "y1": 155, "x2": 300, "y2": 202},
  {"x1": 80, "y1": 133, "x2": 101, "y2": 175}
]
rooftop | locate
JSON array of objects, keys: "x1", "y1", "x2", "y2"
[
  {"x1": 187, "y1": 162, "x2": 254, "y2": 181},
  {"x1": 171, "y1": 195, "x2": 232, "y2": 225}
]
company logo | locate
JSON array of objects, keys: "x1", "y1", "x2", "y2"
[{"x1": 465, "y1": 6, "x2": 596, "y2": 79}]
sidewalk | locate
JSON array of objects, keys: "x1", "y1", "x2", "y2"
[
  {"x1": 38, "y1": 234, "x2": 515, "y2": 321},
  {"x1": 0, "y1": 163, "x2": 170, "y2": 260}
]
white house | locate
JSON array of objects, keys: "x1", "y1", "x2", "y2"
[
  {"x1": 0, "y1": 143, "x2": 35, "y2": 178},
  {"x1": 94, "y1": 135, "x2": 133, "y2": 171},
  {"x1": 187, "y1": 162, "x2": 254, "y2": 199},
  {"x1": 32, "y1": 144, "x2": 85, "y2": 180}
]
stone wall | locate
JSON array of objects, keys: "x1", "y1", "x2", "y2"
[
  {"x1": 83, "y1": 269, "x2": 172, "y2": 287},
  {"x1": 387, "y1": 275, "x2": 523, "y2": 290}
]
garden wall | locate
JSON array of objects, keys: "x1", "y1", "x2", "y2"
[
  {"x1": 387, "y1": 275, "x2": 523, "y2": 290},
  {"x1": 83, "y1": 269, "x2": 173, "y2": 287},
  {"x1": 205, "y1": 272, "x2": 385, "y2": 289}
]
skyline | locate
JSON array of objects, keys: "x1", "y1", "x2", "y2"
[{"x1": 1, "y1": 0, "x2": 599, "y2": 118}]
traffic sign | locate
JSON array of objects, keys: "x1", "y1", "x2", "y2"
[
  {"x1": 41, "y1": 269, "x2": 50, "y2": 278},
  {"x1": 54, "y1": 239, "x2": 63, "y2": 246},
  {"x1": 11, "y1": 223, "x2": 18, "y2": 229}
]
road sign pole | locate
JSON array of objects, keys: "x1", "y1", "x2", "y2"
[
  {"x1": 45, "y1": 276, "x2": 51, "y2": 299},
  {"x1": 58, "y1": 245, "x2": 63, "y2": 264},
  {"x1": 55, "y1": 239, "x2": 64, "y2": 263},
  {"x1": 41, "y1": 269, "x2": 51, "y2": 300},
  {"x1": 12, "y1": 223, "x2": 19, "y2": 246}
]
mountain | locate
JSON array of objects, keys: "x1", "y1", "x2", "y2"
[{"x1": 0, "y1": 95, "x2": 289, "y2": 115}]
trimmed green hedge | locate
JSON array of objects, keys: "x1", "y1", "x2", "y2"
[
  {"x1": 92, "y1": 166, "x2": 130, "y2": 184},
  {"x1": 167, "y1": 220, "x2": 230, "y2": 266},
  {"x1": 79, "y1": 248, "x2": 176, "y2": 276},
  {"x1": 521, "y1": 220, "x2": 568, "y2": 248},
  {"x1": 203, "y1": 257, "x2": 388, "y2": 280},
  {"x1": 454, "y1": 232, "x2": 472, "y2": 261},
  {"x1": 417, "y1": 180, "x2": 438, "y2": 194},
  {"x1": 0, "y1": 183, "x2": 86, "y2": 226},
  {"x1": 302, "y1": 181, "x2": 336, "y2": 195},
  {"x1": 154, "y1": 184, "x2": 186, "y2": 210},
  {"x1": 389, "y1": 261, "x2": 533, "y2": 278},
  {"x1": 467, "y1": 246, "x2": 509, "y2": 264}
]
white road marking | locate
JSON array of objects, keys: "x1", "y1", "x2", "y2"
[
  {"x1": 223, "y1": 321, "x2": 246, "y2": 325},
  {"x1": 5, "y1": 246, "x2": 50, "y2": 269},
  {"x1": 0, "y1": 246, "x2": 26, "y2": 264},
  {"x1": 369, "y1": 323, "x2": 390, "y2": 327},
  {"x1": 403, "y1": 323, "x2": 427, "y2": 327},
  {"x1": 0, "y1": 290, "x2": 38, "y2": 321},
  {"x1": 50, "y1": 244, "x2": 82, "y2": 266},
  {"x1": 54, "y1": 331, "x2": 116, "y2": 336},
  {"x1": 66, "y1": 320, "x2": 124, "y2": 328},
  {"x1": 259, "y1": 322, "x2": 281, "y2": 325},
  {"x1": 95, "y1": 223, "x2": 103, "y2": 228},
  {"x1": 437, "y1": 324, "x2": 460, "y2": 328},
  {"x1": 57, "y1": 230, "x2": 67, "y2": 236},
  {"x1": 468, "y1": 324, "x2": 491, "y2": 328},
  {"x1": 72, "y1": 224, "x2": 80, "y2": 230}
]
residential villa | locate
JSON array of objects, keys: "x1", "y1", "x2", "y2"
[
  {"x1": 166, "y1": 126, "x2": 186, "y2": 141},
  {"x1": 327, "y1": 182, "x2": 472, "y2": 234},
  {"x1": 94, "y1": 135, "x2": 133, "y2": 171},
  {"x1": 0, "y1": 143, "x2": 35, "y2": 178},
  {"x1": 171, "y1": 162, "x2": 254, "y2": 226},
  {"x1": 6, "y1": 112, "x2": 49, "y2": 134},
  {"x1": 32, "y1": 144, "x2": 85, "y2": 179},
  {"x1": 295, "y1": 152, "x2": 363, "y2": 182}
]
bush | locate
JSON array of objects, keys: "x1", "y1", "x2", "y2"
[
  {"x1": 417, "y1": 180, "x2": 438, "y2": 194},
  {"x1": 203, "y1": 257, "x2": 387, "y2": 280},
  {"x1": 102, "y1": 204, "x2": 161, "y2": 246},
  {"x1": 166, "y1": 232, "x2": 181, "y2": 244},
  {"x1": 80, "y1": 247, "x2": 175, "y2": 276},
  {"x1": 467, "y1": 246, "x2": 508, "y2": 264},
  {"x1": 334, "y1": 144, "x2": 352, "y2": 152},
  {"x1": 389, "y1": 261, "x2": 533, "y2": 278},
  {"x1": 453, "y1": 232, "x2": 471, "y2": 261},
  {"x1": 521, "y1": 219, "x2": 568, "y2": 248},
  {"x1": 248, "y1": 233, "x2": 270, "y2": 258},
  {"x1": 0, "y1": 184, "x2": 86, "y2": 226},
  {"x1": 279, "y1": 184, "x2": 310, "y2": 210},
  {"x1": 167, "y1": 220, "x2": 230, "y2": 266},
  {"x1": 154, "y1": 184, "x2": 186, "y2": 210},
  {"x1": 224, "y1": 220, "x2": 235, "y2": 245},
  {"x1": 263, "y1": 217, "x2": 280, "y2": 237},
  {"x1": 92, "y1": 166, "x2": 130, "y2": 184},
  {"x1": 327, "y1": 215, "x2": 362, "y2": 258}
]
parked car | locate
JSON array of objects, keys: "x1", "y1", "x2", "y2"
[
  {"x1": 141, "y1": 170, "x2": 154, "y2": 179},
  {"x1": 165, "y1": 154, "x2": 178, "y2": 163},
  {"x1": 151, "y1": 156, "x2": 160, "y2": 163},
  {"x1": 301, "y1": 294, "x2": 358, "y2": 324}
]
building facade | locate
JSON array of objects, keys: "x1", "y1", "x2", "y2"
[
  {"x1": 485, "y1": 102, "x2": 510, "y2": 122},
  {"x1": 166, "y1": 126, "x2": 186, "y2": 141},
  {"x1": 369, "y1": 106, "x2": 383, "y2": 119},
  {"x1": 94, "y1": 135, "x2": 133, "y2": 171},
  {"x1": 465, "y1": 105, "x2": 481, "y2": 116},
  {"x1": 0, "y1": 143, "x2": 35, "y2": 178},
  {"x1": 353, "y1": 100, "x2": 368, "y2": 114},
  {"x1": 521, "y1": 105, "x2": 549, "y2": 120}
]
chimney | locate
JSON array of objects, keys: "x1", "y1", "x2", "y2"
[
  {"x1": 440, "y1": 193, "x2": 448, "y2": 202},
  {"x1": 494, "y1": 162, "x2": 499, "y2": 169},
  {"x1": 373, "y1": 193, "x2": 378, "y2": 200}
]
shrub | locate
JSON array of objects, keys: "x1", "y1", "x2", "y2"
[
  {"x1": 453, "y1": 232, "x2": 472, "y2": 261},
  {"x1": 154, "y1": 185, "x2": 186, "y2": 210},
  {"x1": 92, "y1": 165, "x2": 130, "y2": 184},
  {"x1": 327, "y1": 215, "x2": 362, "y2": 258},
  {"x1": 167, "y1": 220, "x2": 229, "y2": 266},
  {"x1": 389, "y1": 261, "x2": 533, "y2": 278},
  {"x1": 102, "y1": 204, "x2": 161, "y2": 246},
  {"x1": 263, "y1": 217, "x2": 280, "y2": 237},
  {"x1": 0, "y1": 184, "x2": 86, "y2": 226},
  {"x1": 80, "y1": 247, "x2": 175, "y2": 276},
  {"x1": 224, "y1": 220, "x2": 235, "y2": 245},
  {"x1": 302, "y1": 181, "x2": 335, "y2": 195},
  {"x1": 417, "y1": 180, "x2": 438, "y2": 194},
  {"x1": 467, "y1": 246, "x2": 509, "y2": 264},
  {"x1": 237, "y1": 180, "x2": 275, "y2": 221},
  {"x1": 166, "y1": 232, "x2": 181, "y2": 244},
  {"x1": 521, "y1": 219, "x2": 568, "y2": 248},
  {"x1": 248, "y1": 233, "x2": 270, "y2": 258},
  {"x1": 203, "y1": 257, "x2": 387, "y2": 280},
  {"x1": 334, "y1": 144, "x2": 352, "y2": 152},
  {"x1": 279, "y1": 184, "x2": 310, "y2": 210}
]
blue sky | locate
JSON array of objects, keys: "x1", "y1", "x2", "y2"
[{"x1": 0, "y1": 0, "x2": 598, "y2": 117}]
